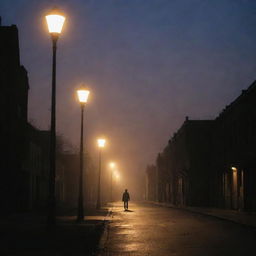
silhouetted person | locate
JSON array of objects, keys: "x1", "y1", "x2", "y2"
[{"x1": 122, "y1": 189, "x2": 130, "y2": 210}]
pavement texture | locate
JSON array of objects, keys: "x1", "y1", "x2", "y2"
[
  {"x1": 98, "y1": 201, "x2": 256, "y2": 256},
  {"x1": 150, "y1": 201, "x2": 256, "y2": 228},
  {"x1": 0, "y1": 207, "x2": 110, "y2": 256}
]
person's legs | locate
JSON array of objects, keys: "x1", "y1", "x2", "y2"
[
  {"x1": 126, "y1": 201, "x2": 129, "y2": 210},
  {"x1": 124, "y1": 201, "x2": 126, "y2": 209}
]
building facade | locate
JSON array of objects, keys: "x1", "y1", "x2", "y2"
[
  {"x1": 153, "y1": 118, "x2": 214, "y2": 207},
  {"x1": 0, "y1": 24, "x2": 29, "y2": 213},
  {"x1": 147, "y1": 81, "x2": 256, "y2": 211},
  {"x1": 0, "y1": 23, "x2": 67, "y2": 213},
  {"x1": 61, "y1": 153, "x2": 97, "y2": 208},
  {"x1": 214, "y1": 82, "x2": 256, "y2": 211},
  {"x1": 145, "y1": 165, "x2": 157, "y2": 201}
]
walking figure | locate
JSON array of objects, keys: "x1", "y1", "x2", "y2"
[{"x1": 122, "y1": 189, "x2": 130, "y2": 210}]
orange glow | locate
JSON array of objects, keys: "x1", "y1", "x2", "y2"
[
  {"x1": 109, "y1": 162, "x2": 116, "y2": 169},
  {"x1": 114, "y1": 171, "x2": 120, "y2": 180}
]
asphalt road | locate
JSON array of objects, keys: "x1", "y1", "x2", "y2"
[{"x1": 100, "y1": 202, "x2": 256, "y2": 256}]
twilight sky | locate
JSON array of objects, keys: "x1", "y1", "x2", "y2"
[{"x1": 2, "y1": 0, "x2": 256, "y2": 192}]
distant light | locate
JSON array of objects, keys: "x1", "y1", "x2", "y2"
[
  {"x1": 231, "y1": 167, "x2": 237, "y2": 171},
  {"x1": 114, "y1": 171, "x2": 120, "y2": 180},
  {"x1": 109, "y1": 162, "x2": 116, "y2": 169},
  {"x1": 46, "y1": 9, "x2": 65, "y2": 34},
  {"x1": 77, "y1": 89, "x2": 90, "y2": 103},
  {"x1": 97, "y1": 138, "x2": 106, "y2": 148}
]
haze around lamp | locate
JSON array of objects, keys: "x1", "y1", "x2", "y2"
[
  {"x1": 109, "y1": 162, "x2": 116, "y2": 169},
  {"x1": 114, "y1": 171, "x2": 120, "y2": 180}
]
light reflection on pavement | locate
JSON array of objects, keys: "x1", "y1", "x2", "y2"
[{"x1": 99, "y1": 201, "x2": 256, "y2": 256}]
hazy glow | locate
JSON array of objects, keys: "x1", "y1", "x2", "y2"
[
  {"x1": 231, "y1": 167, "x2": 237, "y2": 171},
  {"x1": 77, "y1": 89, "x2": 90, "y2": 103},
  {"x1": 114, "y1": 171, "x2": 120, "y2": 180},
  {"x1": 9, "y1": 0, "x2": 254, "y2": 201},
  {"x1": 46, "y1": 14, "x2": 65, "y2": 34},
  {"x1": 109, "y1": 162, "x2": 116, "y2": 169},
  {"x1": 97, "y1": 138, "x2": 106, "y2": 148}
]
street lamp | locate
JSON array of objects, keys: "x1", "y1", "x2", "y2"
[
  {"x1": 45, "y1": 8, "x2": 65, "y2": 227},
  {"x1": 76, "y1": 88, "x2": 90, "y2": 222},
  {"x1": 96, "y1": 138, "x2": 106, "y2": 209}
]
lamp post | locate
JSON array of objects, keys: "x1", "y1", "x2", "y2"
[
  {"x1": 96, "y1": 138, "x2": 106, "y2": 209},
  {"x1": 45, "y1": 8, "x2": 65, "y2": 227},
  {"x1": 76, "y1": 89, "x2": 90, "y2": 222}
]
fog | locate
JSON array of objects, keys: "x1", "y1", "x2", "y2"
[{"x1": 2, "y1": 0, "x2": 256, "y2": 200}]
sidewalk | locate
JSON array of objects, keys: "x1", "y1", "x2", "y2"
[
  {"x1": 149, "y1": 201, "x2": 256, "y2": 228},
  {"x1": 0, "y1": 207, "x2": 111, "y2": 256}
]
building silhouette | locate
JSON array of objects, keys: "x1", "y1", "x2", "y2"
[
  {"x1": 0, "y1": 22, "x2": 99, "y2": 214},
  {"x1": 147, "y1": 81, "x2": 256, "y2": 211},
  {"x1": 214, "y1": 82, "x2": 256, "y2": 211},
  {"x1": 145, "y1": 165, "x2": 157, "y2": 201},
  {"x1": 0, "y1": 24, "x2": 29, "y2": 213}
]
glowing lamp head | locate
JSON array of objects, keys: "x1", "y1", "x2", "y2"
[
  {"x1": 97, "y1": 138, "x2": 106, "y2": 148},
  {"x1": 45, "y1": 8, "x2": 66, "y2": 34},
  {"x1": 77, "y1": 89, "x2": 90, "y2": 104},
  {"x1": 231, "y1": 167, "x2": 237, "y2": 171}
]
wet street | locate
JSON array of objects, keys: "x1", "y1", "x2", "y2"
[{"x1": 100, "y1": 202, "x2": 256, "y2": 256}]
